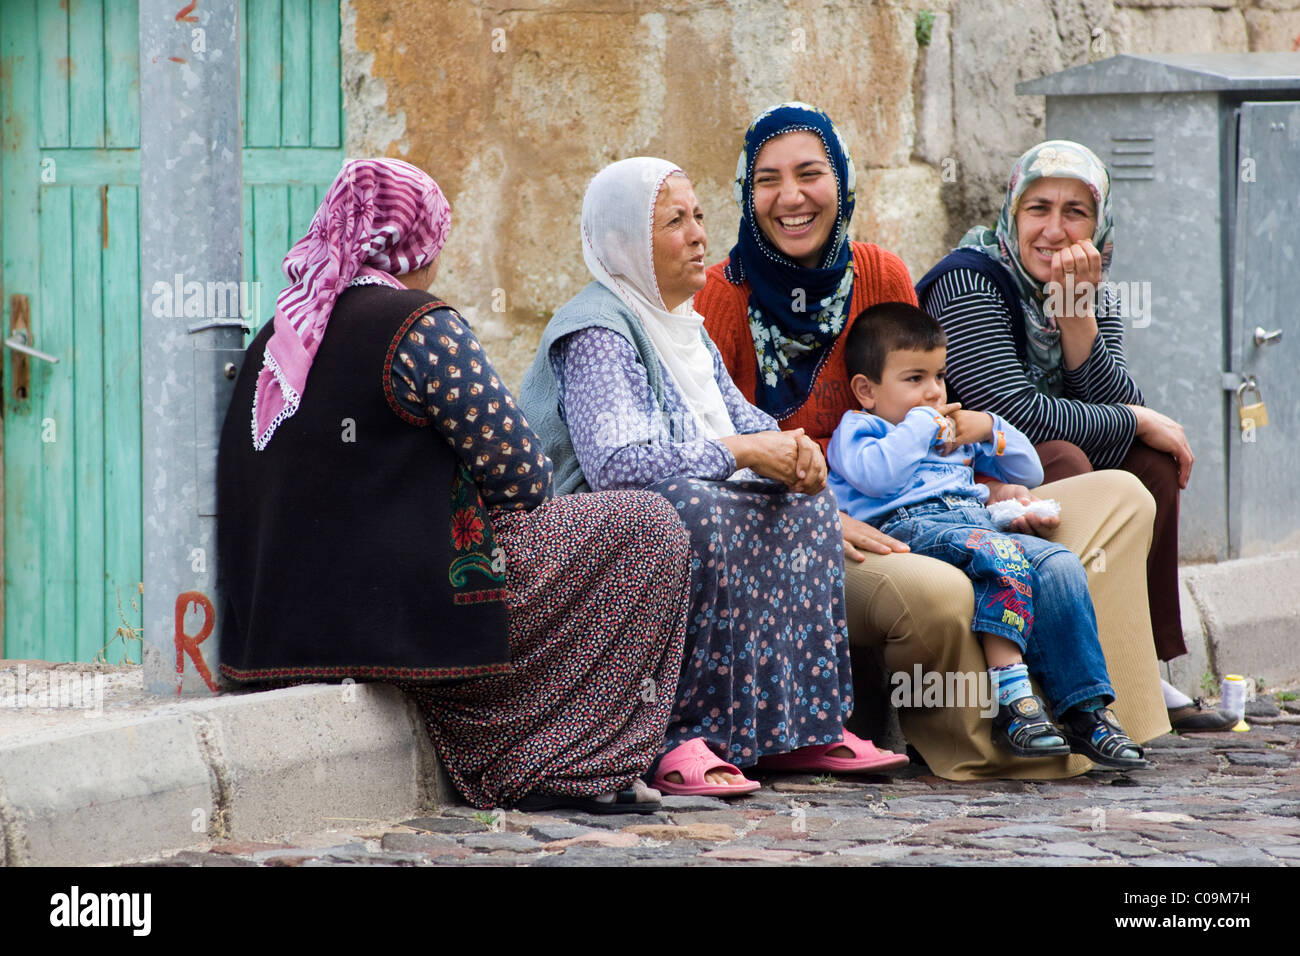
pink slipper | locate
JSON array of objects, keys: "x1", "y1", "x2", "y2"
[
  {"x1": 755, "y1": 730, "x2": 910, "y2": 774},
  {"x1": 651, "y1": 738, "x2": 761, "y2": 798}
]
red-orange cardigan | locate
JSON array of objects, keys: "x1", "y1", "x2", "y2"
[{"x1": 697, "y1": 242, "x2": 918, "y2": 452}]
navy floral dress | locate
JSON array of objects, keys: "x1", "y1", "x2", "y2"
[{"x1": 554, "y1": 326, "x2": 853, "y2": 768}]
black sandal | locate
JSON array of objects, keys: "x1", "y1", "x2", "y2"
[
  {"x1": 1061, "y1": 706, "x2": 1149, "y2": 770},
  {"x1": 992, "y1": 694, "x2": 1071, "y2": 758}
]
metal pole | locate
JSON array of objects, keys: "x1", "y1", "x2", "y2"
[{"x1": 139, "y1": 0, "x2": 244, "y2": 694}]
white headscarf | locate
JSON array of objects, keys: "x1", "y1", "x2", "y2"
[{"x1": 581, "y1": 157, "x2": 735, "y2": 440}]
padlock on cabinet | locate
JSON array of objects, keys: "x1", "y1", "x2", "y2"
[{"x1": 1236, "y1": 377, "x2": 1269, "y2": 430}]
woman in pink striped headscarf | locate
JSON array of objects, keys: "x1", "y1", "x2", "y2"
[
  {"x1": 252, "y1": 158, "x2": 450, "y2": 449},
  {"x1": 219, "y1": 158, "x2": 692, "y2": 814}
]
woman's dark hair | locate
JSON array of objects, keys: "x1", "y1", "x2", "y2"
[{"x1": 843, "y1": 301, "x2": 947, "y2": 382}]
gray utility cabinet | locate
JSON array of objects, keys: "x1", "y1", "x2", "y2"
[{"x1": 1018, "y1": 54, "x2": 1300, "y2": 562}]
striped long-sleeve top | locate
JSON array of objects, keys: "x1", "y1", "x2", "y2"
[{"x1": 919, "y1": 267, "x2": 1144, "y2": 470}]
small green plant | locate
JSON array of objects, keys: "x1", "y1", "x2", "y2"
[
  {"x1": 1199, "y1": 671, "x2": 1218, "y2": 697},
  {"x1": 95, "y1": 582, "x2": 144, "y2": 666},
  {"x1": 915, "y1": 9, "x2": 936, "y2": 47},
  {"x1": 1276, "y1": 691, "x2": 1298, "y2": 702},
  {"x1": 810, "y1": 773, "x2": 837, "y2": 786},
  {"x1": 473, "y1": 810, "x2": 497, "y2": 828}
]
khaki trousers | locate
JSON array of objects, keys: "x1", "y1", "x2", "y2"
[{"x1": 845, "y1": 470, "x2": 1169, "y2": 780}]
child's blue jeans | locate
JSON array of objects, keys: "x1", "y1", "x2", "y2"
[{"x1": 878, "y1": 495, "x2": 1114, "y2": 716}]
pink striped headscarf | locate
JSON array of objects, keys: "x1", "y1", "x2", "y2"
[{"x1": 252, "y1": 158, "x2": 452, "y2": 450}]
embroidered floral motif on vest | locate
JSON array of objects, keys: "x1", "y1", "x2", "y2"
[{"x1": 449, "y1": 464, "x2": 507, "y2": 601}]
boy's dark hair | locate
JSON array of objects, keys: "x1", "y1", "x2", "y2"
[{"x1": 843, "y1": 301, "x2": 947, "y2": 382}]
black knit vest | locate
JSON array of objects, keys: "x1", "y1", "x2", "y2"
[{"x1": 217, "y1": 285, "x2": 511, "y2": 683}]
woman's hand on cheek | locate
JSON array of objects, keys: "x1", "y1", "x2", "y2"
[
  {"x1": 840, "y1": 512, "x2": 910, "y2": 562},
  {"x1": 1049, "y1": 239, "x2": 1103, "y2": 301},
  {"x1": 1048, "y1": 240, "x2": 1104, "y2": 371},
  {"x1": 1046, "y1": 239, "x2": 1102, "y2": 339}
]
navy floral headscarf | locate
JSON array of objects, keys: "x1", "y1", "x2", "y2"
[{"x1": 725, "y1": 102, "x2": 857, "y2": 418}]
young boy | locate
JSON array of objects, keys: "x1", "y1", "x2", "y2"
[{"x1": 827, "y1": 301, "x2": 1145, "y2": 769}]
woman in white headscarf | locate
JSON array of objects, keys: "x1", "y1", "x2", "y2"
[{"x1": 520, "y1": 157, "x2": 909, "y2": 796}]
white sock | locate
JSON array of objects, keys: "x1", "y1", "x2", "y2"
[{"x1": 1162, "y1": 678, "x2": 1195, "y2": 709}]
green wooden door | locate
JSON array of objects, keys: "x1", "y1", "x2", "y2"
[
  {"x1": 0, "y1": 0, "x2": 343, "y2": 661},
  {"x1": 1, "y1": 0, "x2": 143, "y2": 662},
  {"x1": 240, "y1": 0, "x2": 344, "y2": 325}
]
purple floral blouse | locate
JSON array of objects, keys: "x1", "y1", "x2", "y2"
[{"x1": 552, "y1": 326, "x2": 778, "y2": 491}]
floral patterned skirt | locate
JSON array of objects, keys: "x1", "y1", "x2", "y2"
[
  {"x1": 647, "y1": 478, "x2": 853, "y2": 768},
  {"x1": 403, "y1": 490, "x2": 690, "y2": 808}
]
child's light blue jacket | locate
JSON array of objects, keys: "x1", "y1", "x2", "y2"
[{"x1": 827, "y1": 406, "x2": 1044, "y2": 527}]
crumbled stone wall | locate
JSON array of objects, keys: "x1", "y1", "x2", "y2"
[{"x1": 343, "y1": 0, "x2": 1299, "y2": 388}]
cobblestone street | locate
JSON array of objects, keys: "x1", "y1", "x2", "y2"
[{"x1": 135, "y1": 701, "x2": 1300, "y2": 868}]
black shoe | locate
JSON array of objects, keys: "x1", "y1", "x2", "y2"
[
  {"x1": 1062, "y1": 706, "x2": 1149, "y2": 770},
  {"x1": 1168, "y1": 698, "x2": 1238, "y2": 733},
  {"x1": 992, "y1": 695, "x2": 1071, "y2": 758},
  {"x1": 514, "y1": 787, "x2": 661, "y2": 815}
]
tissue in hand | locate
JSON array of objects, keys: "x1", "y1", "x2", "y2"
[{"x1": 985, "y1": 497, "x2": 1061, "y2": 530}]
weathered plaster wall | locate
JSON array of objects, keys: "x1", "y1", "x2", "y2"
[
  {"x1": 343, "y1": 0, "x2": 1300, "y2": 388},
  {"x1": 343, "y1": 0, "x2": 940, "y2": 386}
]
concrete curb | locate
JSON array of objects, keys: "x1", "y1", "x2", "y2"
[
  {"x1": 0, "y1": 683, "x2": 451, "y2": 866},
  {"x1": 1171, "y1": 550, "x2": 1300, "y2": 696},
  {"x1": 1, "y1": 553, "x2": 1293, "y2": 867}
]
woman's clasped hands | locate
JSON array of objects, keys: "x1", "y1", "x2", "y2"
[{"x1": 721, "y1": 427, "x2": 827, "y2": 494}]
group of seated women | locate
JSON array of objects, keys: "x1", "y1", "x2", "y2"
[{"x1": 216, "y1": 102, "x2": 1231, "y2": 815}]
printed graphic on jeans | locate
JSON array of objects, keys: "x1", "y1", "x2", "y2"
[{"x1": 965, "y1": 528, "x2": 1035, "y2": 635}]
